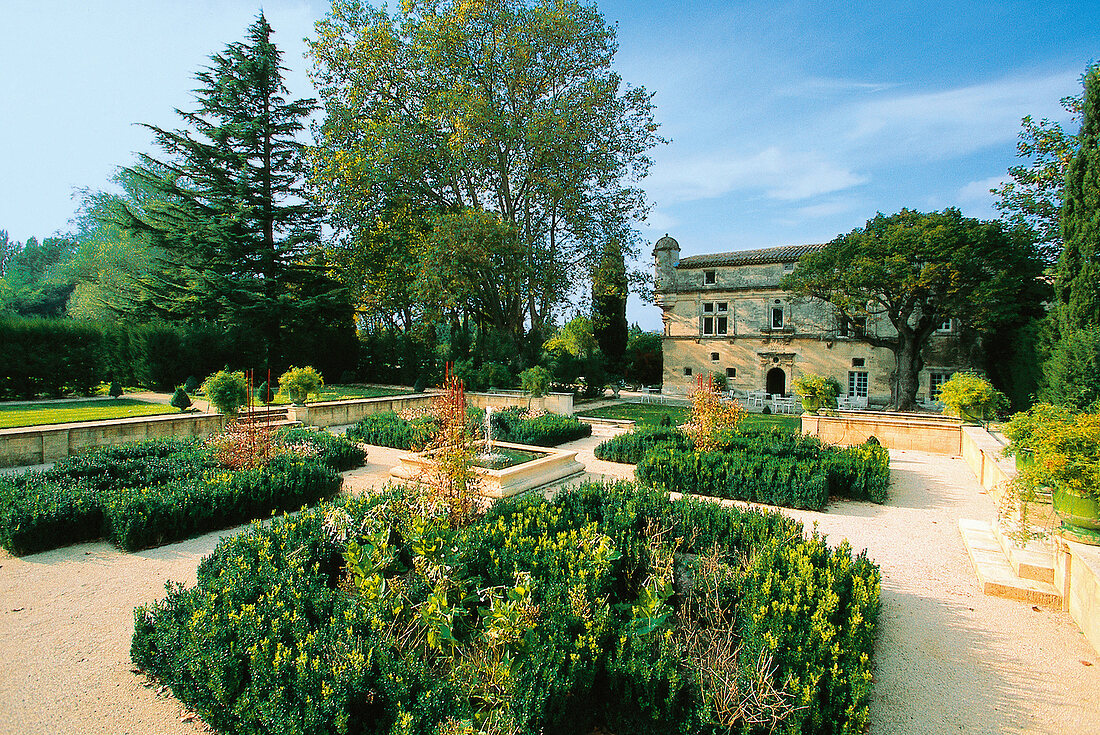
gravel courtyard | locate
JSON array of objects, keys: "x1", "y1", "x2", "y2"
[{"x1": 1, "y1": 438, "x2": 1097, "y2": 734}]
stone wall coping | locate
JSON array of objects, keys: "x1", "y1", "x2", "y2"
[
  {"x1": 0, "y1": 410, "x2": 221, "y2": 436},
  {"x1": 1066, "y1": 539, "x2": 1100, "y2": 581}
]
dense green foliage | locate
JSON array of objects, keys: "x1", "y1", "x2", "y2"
[
  {"x1": 0, "y1": 431, "x2": 363, "y2": 555},
  {"x1": 0, "y1": 233, "x2": 78, "y2": 317},
  {"x1": 936, "y1": 372, "x2": 1008, "y2": 422},
  {"x1": 0, "y1": 317, "x2": 104, "y2": 397},
  {"x1": 781, "y1": 208, "x2": 1047, "y2": 410},
  {"x1": 170, "y1": 387, "x2": 192, "y2": 412},
  {"x1": 131, "y1": 482, "x2": 880, "y2": 735}
]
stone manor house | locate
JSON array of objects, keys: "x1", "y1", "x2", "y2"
[{"x1": 653, "y1": 235, "x2": 967, "y2": 405}]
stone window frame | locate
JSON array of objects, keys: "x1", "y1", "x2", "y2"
[{"x1": 701, "y1": 301, "x2": 729, "y2": 336}]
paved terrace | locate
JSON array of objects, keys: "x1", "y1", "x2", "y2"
[{"x1": 1, "y1": 431, "x2": 1098, "y2": 734}]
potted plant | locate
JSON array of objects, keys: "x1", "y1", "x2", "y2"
[
  {"x1": 1006, "y1": 404, "x2": 1100, "y2": 546},
  {"x1": 936, "y1": 372, "x2": 1007, "y2": 424},
  {"x1": 279, "y1": 365, "x2": 324, "y2": 405},
  {"x1": 793, "y1": 372, "x2": 838, "y2": 414},
  {"x1": 1002, "y1": 402, "x2": 1071, "y2": 471}
]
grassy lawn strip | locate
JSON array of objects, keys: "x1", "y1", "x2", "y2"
[
  {"x1": 0, "y1": 399, "x2": 176, "y2": 429},
  {"x1": 580, "y1": 401, "x2": 801, "y2": 432},
  {"x1": 266, "y1": 384, "x2": 414, "y2": 405}
]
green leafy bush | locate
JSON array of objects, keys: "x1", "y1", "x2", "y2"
[
  {"x1": 183, "y1": 375, "x2": 201, "y2": 394},
  {"x1": 131, "y1": 482, "x2": 880, "y2": 735},
  {"x1": 109, "y1": 380, "x2": 123, "y2": 398},
  {"x1": 519, "y1": 365, "x2": 551, "y2": 398},
  {"x1": 202, "y1": 370, "x2": 248, "y2": 416}
]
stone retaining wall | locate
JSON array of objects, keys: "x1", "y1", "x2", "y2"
[
  {"x1": 0, "y1": 391, "x2": 574, "y2": 467},
  {"x1": 960, "y1": 425, "x2": 1014, "y2": 505},
  {"x1": 800, "y1": 410, "x2": 962, "y2": 454}
]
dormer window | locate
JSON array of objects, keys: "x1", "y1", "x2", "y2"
[
  {"x1": 839, "y1": 316, "x2": 866, "y2": 338},
  {"x1": 936, "y1": 318, "x2": 954, "y2": 333},
  {"x1": 704, "y1": 270, "x2": 716, "y2": 285}
]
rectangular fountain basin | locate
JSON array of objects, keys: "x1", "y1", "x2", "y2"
[{"x1": 390, "y1": 441, "x2": 586, "y2": 499}]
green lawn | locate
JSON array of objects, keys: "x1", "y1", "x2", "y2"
[
  {"x1": 0, "y1": 399, "x2": 177, "y2": 429},
  {"x1": 268, "y1": 385, "x2": 414, "y2": 404},
  {"x1": 579, "y1": 401, "x2": 801, "y2": 433}
]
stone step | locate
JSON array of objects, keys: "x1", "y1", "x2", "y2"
[
  {"x1": 991, "y1": 520, "x2": 1055, "y2": 584},
  {"x1": 959, "y1": 519, "x2": 1062, "y2": 607}
]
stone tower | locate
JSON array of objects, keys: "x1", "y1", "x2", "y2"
[{"x1": 652, "y1": 234, "x2": 680, "y2": 293}]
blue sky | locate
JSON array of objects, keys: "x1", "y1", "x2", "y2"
[{"x1": 2, "y1": 1, "x2": 1095, "y2": 331}]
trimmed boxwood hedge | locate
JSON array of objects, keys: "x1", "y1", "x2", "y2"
[
  {"x1": 599, "y1": 426, "x2": 890, "y2": 510},
  {"x1": 488, "y1": 406, "x2": 592, "y2": 446},
  {"x1": 131, "y1": 481, "x2": 880, "y2": 735},
  {"x1": 0, "y1": 430, "x2": 363, "y2": 554}
]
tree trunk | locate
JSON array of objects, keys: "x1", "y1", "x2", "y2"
[{"x1": 893, "y1": 331, "x2": 924, "y2": 411}]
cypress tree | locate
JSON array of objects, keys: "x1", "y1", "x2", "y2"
[
  {"x1": 111, "y1": 14, "x2": 353, "y2": 374},
  {"x1": 591, "y1": 240, "x2": 629, "y2": 374},
  {"x1": 1056, "y1": 64, "x2": 1100, "y2": 335}
]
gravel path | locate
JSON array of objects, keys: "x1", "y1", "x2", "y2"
[{"x1": 1, "y1": 438, "x2": 1098, "y2": 734}]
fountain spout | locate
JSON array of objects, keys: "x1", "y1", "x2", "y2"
[{"x1": 484, "y1": 405, "x2": 493, "y2": 455}]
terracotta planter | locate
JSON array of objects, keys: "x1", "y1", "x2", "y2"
[{"x1": 1053, "y1": 484, "x2": 1100, "y2": 545}]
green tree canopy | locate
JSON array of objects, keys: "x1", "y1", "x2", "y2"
[
  {"x1": 109, "y1": 14, "x2": 354, "y2": 374},
  {"x1": 782, "y1": 208, "x2": 1047, "y2": 411},
  {"x1": 308, "y1": 0, "x2": 661, "y2": 357},
  {"x1": 0, "y1": 233, "x2": 78, "y2": 317}
]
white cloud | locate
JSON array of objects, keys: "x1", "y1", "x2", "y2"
[
  {"x1": 777, "y1": 76, "x2": 897, "y2": 98},
  {"x1": 844, "y1": 70, "x2": 1080, "y2": 160},
  {"x1": 957, "y1": 176, "x2": 1006, "y2": 205},
  {"x1": 647, "y1": 146, "x2": 867, "y2": 205}
]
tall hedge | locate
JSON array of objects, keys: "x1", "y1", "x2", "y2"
[{"x1": 0, "y1": 317, "x2": 104, "y2": 398}]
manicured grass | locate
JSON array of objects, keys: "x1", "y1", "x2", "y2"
[
  {"x1": 580, "y1": 400, "x2": 801, "y2": 432},
  {"x1": 0, "y1": 399, "x2": 177, "y2": 429},
  {"x1": 268, "y1": 384, "x2": 414, "y2": 404}
]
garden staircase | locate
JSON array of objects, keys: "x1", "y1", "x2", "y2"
[
  {"x1": 958, "y1": 518, "x2": 1062, "y2": 607},
  {"x1": 235, "y1": 406, "x2": 302, "y2": 431}
]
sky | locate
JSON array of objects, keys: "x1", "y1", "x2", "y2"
[{"x1": 2, "y1": 0, "x2": 1096, "y2": 331}]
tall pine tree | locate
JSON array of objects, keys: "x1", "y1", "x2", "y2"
[{"x1": 111, "y1": 14, "x2": 354, "y2": 375}]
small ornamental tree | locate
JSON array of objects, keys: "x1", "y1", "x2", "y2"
[
  {"x1": 183, "y1": 375, "x2": 201, "y2": 394},
  {"x1": 684, "y1": 374, "x2": 744, "y2": 453},
  {"x1": 170, "y1": 386, "x2": 192, "y2": 412},
  {"x1": 793, "y1": 373, "x2": 839, "y2": 414},
  {"x1": 519, "y1": 365, "x2": 551, "y2": 410},
  {"x1": 279, "y1": 365, "x2": 323, "y2": 405},
  {"x1": 423, "y1": 365, "x2": 483, "y2": 528},
  {"x1": 256, "y1": 381, "x2": 274, "y2": 405},
  {"x1": 202, "y1": 370, "x2": 248, "y2": 416},
  {"x1": 937, "y1": 372, "x2": 1008, "y2": 423},
  {"x1": 109, "y1": 381, "x2": 123, "y2": 398}
]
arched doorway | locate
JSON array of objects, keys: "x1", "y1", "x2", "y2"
[{"x1": 766, "y1": 367, "x2": 786, "y2": 396}]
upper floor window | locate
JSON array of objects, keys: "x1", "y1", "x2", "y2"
[
  {"x1": 702, "y1": 301, "x2": 728, "y2": 336},
  {"x1": 936, "y1": 317, "x2": 954, "y2": 333},
  {"x1": 782, "y1": 261, "x2": 795, "y2": 271},
  {"x1": 704, "y1": 270, "x2": 716, "y2": 285},
  {"x1": 839, "y1": 315, "x2": 866, "y2": 337},
  {"x1": 771, "y1": 306, "x2": 784, "y2": 329}
]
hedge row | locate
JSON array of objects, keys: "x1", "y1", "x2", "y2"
[
  {"x1": 489, "y1": 406, "x2": 592, "y2": 446},
  {"x1": 630, "y1": 434, "x2": 890, "y2": 510},
  {"x1": 636, "y1": 446, "x2": 832, "y2": 509},
  {"x1": 593, "y1": 425, "x2": 692, "y2": 463},
  {"x1": 0, "y1": 316, "x2": 358, "y2": 398},
  {"x1": 131, "y1": 481, "x2": 880, "y2": 735},
  {"x1": 0, "y1": 431, "x2": 362, "y2": 554},
  {"x1": 346, "y1": 407, "x2": 591, "y2": 450}
]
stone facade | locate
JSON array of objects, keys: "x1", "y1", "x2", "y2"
[{"x1": 653, "y1": 235, "x2": 968, "y2": 404}]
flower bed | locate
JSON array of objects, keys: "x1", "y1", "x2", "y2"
[
  {"x1": 0, "y1": 429, "x2": 364, "y2": 554},
  {"x1": 131, "y1": 481, "x2": 880, "y2": 735}
]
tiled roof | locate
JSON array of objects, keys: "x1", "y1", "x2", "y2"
[{"x1": 677, "y1": 243, "x2": 827, "y2": 268}]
